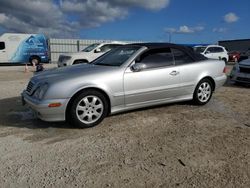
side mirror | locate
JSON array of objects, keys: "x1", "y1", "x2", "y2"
[
  {"x1": 131, "y1": 63, "x2": 146, "y2": 72},
  {"x1": 205, "y1": 51, "x2": 210, "y2": 54},
  {"x1": 94, "y1": 48, "x2": 101, "y2": 53}
]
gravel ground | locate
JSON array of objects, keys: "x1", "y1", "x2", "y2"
[{"x1": 0, "y1": 64, "x2": 249, "y2": 188}]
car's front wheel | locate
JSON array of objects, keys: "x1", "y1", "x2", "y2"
[
  {"x1": 69, "y1": 90, "x2": 109, "y2": 128},
  {"x1": 193, "y1": 79, "x2": 213, "y2": 105}
]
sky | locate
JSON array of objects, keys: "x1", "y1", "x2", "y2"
[{"x1": 0, "y1": 0, "x2": 249, "y2": 44}]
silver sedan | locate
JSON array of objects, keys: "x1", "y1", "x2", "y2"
[
  {"x1": 22, "y1": 43, "x2": 227, "y2": 128},
  {"x1": 230, "y1": 58, "x2": 250, "y2": 84}
]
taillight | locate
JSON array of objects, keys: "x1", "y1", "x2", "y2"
[{"x1": 223, "y1": 67, "x2": 227, "y2": 73}]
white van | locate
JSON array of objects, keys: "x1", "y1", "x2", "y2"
[{"x1": 0, "y1": 33, "x2": 49, "y2": 64}]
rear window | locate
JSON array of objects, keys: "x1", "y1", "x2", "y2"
[{"x1": 0, "y1": 42, "x2": 5, "y2": 50}]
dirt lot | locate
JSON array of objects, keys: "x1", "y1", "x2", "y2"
[{"x1": 0, "y1": 65, "x2": 249, "y2": 188}]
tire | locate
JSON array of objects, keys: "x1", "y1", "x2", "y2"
[
  {"x1": 193, "y1": 79, "x2": 213, "y2": 105},
  {"x1": 69, "y1": 90, "x2": 109, "y2": 128},
  {"x1": 222, "y1": 58, "x2": 227, "y2": 64},
  {"x1": 30, "y1": 56, "x2": 40, "y2": 66}
]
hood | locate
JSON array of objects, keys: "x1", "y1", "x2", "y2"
[
  {"x1": 32, "y1": 64, "x2": 116, "y2": 83},
  {"x1": 239, "y1": 58, "x2": 250, "y2": 66},
  {"x1": 64, "y1": 51, "x2": 89, "y2": 57}
]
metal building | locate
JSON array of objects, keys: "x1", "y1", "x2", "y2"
[{"x1": 218, "y1": 39, "x2": 250, "y2": 53}]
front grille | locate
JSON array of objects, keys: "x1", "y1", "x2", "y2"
[
  {"x1": 237, "y1": 77, "x2": 250, "y2": 82},
  {"x1": 26, "y1": 81, "x2": 34, "y2": 93},
  {"x1": 239, "y1": 67, "x2": 250, "y2": 73}
]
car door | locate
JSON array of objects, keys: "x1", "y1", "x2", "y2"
[
  {"x1": 205, "y1": 47, "x2": 215, "y2": 59},
  {"x1": 215, "y1": 47, "x2": 225, "y2": 59},
  {"x1": 0, "y1": 42, "x2": 7, "y2": 62},
  {"x1": 124, "y1": 48, "x2": 181, "y2": 106},
  {"x1": 171, "y1": 48, "x2": 198, "y2": 95}
]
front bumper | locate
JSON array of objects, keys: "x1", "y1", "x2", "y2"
[
  {"x1": 230, "y1": 72, "x2": 250, "y2": 84},
  {"x1": 21, "y1": 91, "x2": 70, "y2": 122}
]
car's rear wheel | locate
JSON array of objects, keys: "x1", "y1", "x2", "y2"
[
  {"x1": 222, "y1": 58, "x2": 227, "y2": 64},
  {"x1": 30, "y1": 56, "x2": 40, "y2": 66},
  {"x1": 193, "y1": 79, "x2": 213, "y2": 105},
  {"x1": 69, "y1": 90, "x2": 109, "y2": 128}
]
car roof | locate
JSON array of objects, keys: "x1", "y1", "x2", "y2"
[
  {"x1": 100, "y1": 41, "x2": 127, "y2": 45},
  {"x1": 194, "y1": 45, "x2": 225, "y2": 48},
  {"x1": 129, "y1": 42, "x2": 188, "y2": 50},
  {"x1": 124, "y1": 42, "x2": 208, "y2": 61}
]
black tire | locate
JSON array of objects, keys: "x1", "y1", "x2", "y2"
[
  {"x1": 193, "y1": 79, "x2": 213, "y2": 105},
  {"x1": 222, "y1": 58, "x2": 227, "y2": 64},
  {"x1": 30, "y1": 56, "x2": 40, "y2": 66},
  {"x1": 69, "y1": 90, "x2": 109, "y2": 128}
]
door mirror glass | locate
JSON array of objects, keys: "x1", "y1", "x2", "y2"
[
  {"x1": 131, "y1": 63, "x2": 146, "y2": 72},
  {"x1": 205, "y1": 50, "x2": 210, "y2": 54}
]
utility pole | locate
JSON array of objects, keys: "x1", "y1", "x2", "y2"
[{"x1": 167, "y1": 32, "x2": 172, "y2": 43}]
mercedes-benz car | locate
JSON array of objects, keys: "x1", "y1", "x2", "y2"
[
  {"x1": 230, "y1": 58, "x2": 250, "y2": 84},
  {"x1": 22, "y1": 43, "x2": 227, "y2": 128}
]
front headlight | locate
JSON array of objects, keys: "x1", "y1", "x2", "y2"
[{"x1": 33, "y1": 83, "x2": 49, "y2": 100}]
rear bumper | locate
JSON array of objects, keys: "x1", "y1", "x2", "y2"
[
  {"x1": 21, "y1": 91, "x2": 70, "y2": 122},
  {"x1": 214, "y1": 75, "x2": 227, "y2": 89}
]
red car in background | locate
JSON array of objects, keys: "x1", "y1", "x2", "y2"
[{"x1": 228, "y1": 51, "x2": 241, "y2": 62}]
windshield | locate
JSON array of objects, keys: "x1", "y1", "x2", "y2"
[
  {"x1": 92, "y1": 46, "x2": 141, "y2": 66},
  {"x1": 194, "y1": 46, "x2": 206, "y2": 53},
  {"x1": 82, "y1": 43, "x2": 100, "y2": 52}
]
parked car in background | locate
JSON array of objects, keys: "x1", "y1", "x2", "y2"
[
  {"x1": 228, "y1": 51, "x2": 241, "y2": 62},
  {"x1": 0, "y1": 33, "x2": 49, "y2": 65},
  {"x1": 57, "y1": 42, "x2": 126, "y2": 67},
  {"x1": 194, "y1": 45, "x2": 229, "y2": 63},
  {"x1": 22, "y1": 43, "x2": 227, "y2": 128},
  {"x1": 230, "y1": 58, "x2": 250, "y2": 84}
]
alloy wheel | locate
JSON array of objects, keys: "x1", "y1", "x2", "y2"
[{"x1": 76, "y1": 95, "x2": 104, "y2": 124}]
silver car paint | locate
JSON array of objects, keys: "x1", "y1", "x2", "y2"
[
  {"x1": 230, "y1": 58, "x2": 250, "y2": 84},
  {"x1": 22, "y1": 46, "x2": 227, "y2": 122}
]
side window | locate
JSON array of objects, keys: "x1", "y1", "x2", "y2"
[
  {"x1": 0, "y1": 42, "x2": 5, "y2": 50},
  {"x1": 171, "y1": 48, "x2": 194, "y2": 65},
  {"x1": 207, "y1": 47, "x2": 215, "y2": 53},
  {"x1": 138, "y1": 48, "x2": 174, "y2": 69},
  {"x1": 99, "y1": 45, "x2": 111, "y2": 52},
  {"x1": 215, "y1": 47, "x2": 224, "y2": 53}
]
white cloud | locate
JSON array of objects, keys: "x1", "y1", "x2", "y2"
[
  {"x1": 0, "y1": 0, "x2": 170, "y2": 37},
  {"x1": 165, "y1": 25, "x2": 204, "y2": 34},
  {"x1": 224, "y1": 12, "x2": 239, "y2": 23},
  {"x1": 213, "y1": 27, "x2": 227, "y2": 33},
  {"x1": 60, "y1": 0, "x2": 170, "y2": 28}
]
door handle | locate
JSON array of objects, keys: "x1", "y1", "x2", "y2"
[{"x1": 170, "y1": 71, "x2": 179, "y2": 76}]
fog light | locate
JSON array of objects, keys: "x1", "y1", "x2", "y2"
[{"x1": 48, "y1": 103, "x2": 62, "y2": 108}]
